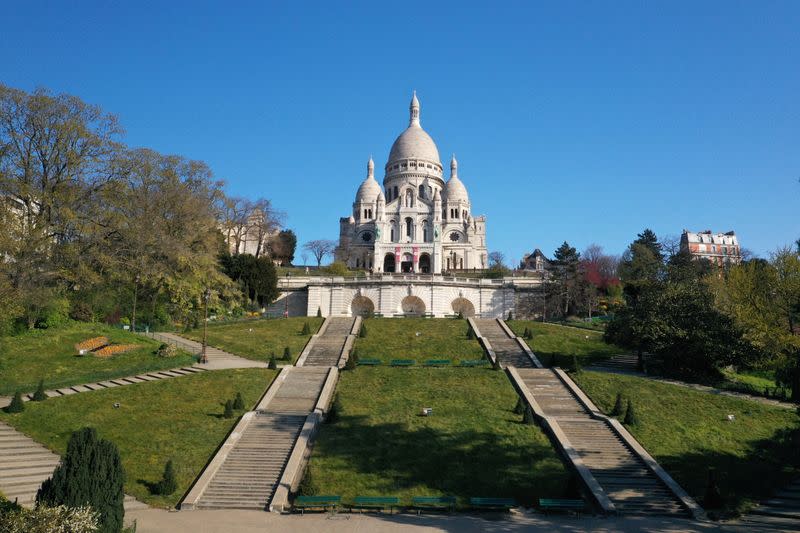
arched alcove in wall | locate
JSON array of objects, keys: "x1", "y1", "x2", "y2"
[
  {"x1": 351, "y1": 295, "x2": 375, "y2": 317},
  {"x1": 451, "y1": 297, "x2": 476, "y2": 317},
  {"x1": 401, "y1": 295, "x2": 426, "y2": 316}
]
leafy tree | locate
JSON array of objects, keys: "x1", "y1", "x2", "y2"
[
  {"x1": 220, "y1": 252, "x2": 278, "y2": 307},
  {"x1": 37, "y1": 427, "x2": 125, "y2": 533},
  {"x1": 0, "y1": 504, "x2": 99, "y2": 533},
  {"x1": 269, "y1": 229, "x2": 297, "y2": 265}
]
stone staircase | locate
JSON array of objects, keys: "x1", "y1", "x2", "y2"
[
  {"x1": 587, "y1": 353, "x2": 642, "y2": 373},
  {"x1": 0, "y1": 421, "x2": 146, "y2": 511},
  {"x1": 146, "y1": 332, "x2": 265, "y2": 370},
  {"x1": 473, "y1": 318, "x2": 536, "y2": 368},
  {"x1": 739, "y1": 478, "x2": 800, "y2": 531},
  {"x1": 514, "y1": 368, "x2": 697, "y2": 517},
  {"x1": 190, "y1": 367, "x2": 331, "y2": 510},
  {"x1": 301, "y1": 317, "x2": 355, "y2": 367}
]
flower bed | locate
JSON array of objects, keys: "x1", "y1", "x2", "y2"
[
  {"x1": 74, "y1": 337, "x2": 109, "y2": 354},
  {"x1": 92, "y1": 344, "x2": 140, "y2": 358}
]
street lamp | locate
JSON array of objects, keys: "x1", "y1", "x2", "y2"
[
  {"x1": 132, "y1": 274, "x2": 140, "y2": 333},
  {"x1": 201, "y1": 288, "x2": 211, "y2": 364},
  {"x1": 284, "y1": 273, "x2": 290, "y2": 318}
]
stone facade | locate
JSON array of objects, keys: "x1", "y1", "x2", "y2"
[{"x1": 335, "y1": 93, "x2": 488, "y2": 274}]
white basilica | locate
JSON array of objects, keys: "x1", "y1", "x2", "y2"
[{"x1": 335, "y1": 93, "x2": 488, "y2": 274}]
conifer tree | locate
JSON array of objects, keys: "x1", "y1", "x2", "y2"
[
  {"x1": 5, "y1": 391, "x2": 24, "y2": 413},
  {"x1": 233, "y1": 392, "x2": 245, "y2": 410},
  {"x1": 466, "y1": 326, "x2": 474, "y2": 340},
  {"x1": 513, "y1": 396, "x2": 525, "y2": 415},
  {"x1": 301, "y1": 321, "x2": 311, "y2": 335},
  {"x1": 32, "y1": 380, "x2": 47, "y2": 401},
  {"x1": 623, "y1": 399, "x2": 639, "y2": 426},
  {"x1": 155, "y1": 460, "x2": 177, "y2": 496},
  {"x1": 610, "y1": 392, "x2": 624, "y2": 416},
  {"x1": 316, "y1": 307, "x2": 322, "y2": 318},
  {"x1": 523, "y1": 405, "x2": 535, "y2": 425},
  {"x1": 359, "y1": 322, "x2": 367, "y2": 338},
  {"x1": 268, "y1": 356, "x2": 277, "y2": 370},
  {"x1": 223, "y1": 400, "x2": 234, "y2": 419},
  {"x1": 283, "y1": 346, "x2": 291, "y2": 360},
  {"x1": 37, "y1": 427, "x2": 125, "y2": 533}
]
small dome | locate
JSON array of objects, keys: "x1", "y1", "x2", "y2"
[
  {"x1": 445, "y1": 175, "x2": 469, "y2": 202},
  {"x1": 355, "y1": 175, "x2": 381, "y2": 202}
]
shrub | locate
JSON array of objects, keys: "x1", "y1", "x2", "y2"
[
  {"x1": 223, "y1": 400, "x2": 234, "y2": 419},
  {"x1": 324, "y1": 261, "x2": 349, "y2": 276},
  {"x1": 522, "y1": 405, "x2": 535, "y2": 425},
  {"x1": 301, "y1": 322, "x2": 311, "y2": 335},
  {"x1": 5, "y1": 392, "x2": 24, "y2": 413},
  {"x1": 326, "y1": 396, "x2": 341, "y2": 424},
  {"x1": 268, "y1": 357, "x2": 277, "y2": 370},
  {"x1": 154, "y1": 460, "x2": 177, "y2": 496},
  {"x1": 233, "y1": 392, "x2": 245, "y2": 410},
  {"x1": 32, "y1": 380, "x2": 47, "y2": 402},
  {"x1": 507, "y1": 311, "x2": 513, "y2": 321},
  {"x1": 623, "y1": 399, "x2": 639, "y2": 426},
  {"x1": 610, "y1": 392, "x2": 624, "y2": 417},
  {"x1": 37, "y1": 297, "x2": 71, "y2": 329},
  {"x1": 283, "y1": 346, "x2": 291, "y2": 360},
  {"x1": 466, "y1": 327, "x2": 474, "y2": 340},
  {"x1": 703, "y1": 468, "x2": 723, "y2": 509},
  {"x1": 359, "y1": 322, "x2": 367, "y2": 338},
  {"x1": 37, "y1": 427, "x2": 125, "y2": 533},
  {"x1": 492, "y1": 358, "x2": 501, "y2": 371},
  {"x1": 345, "y1": 348, "x2": 358, "y2": 370},
  {"x1": 570, "y1": 355, "x2": 581, "y2": 374},
  {"x1": 316, "y1": 307, "x2": 322, "y2": 318},
  {"x1": 513, "y1": 396, "x2": 525, "y2": 415},
  {"x1": 69, "y1": 302, "x2": 94, "y2": 323},
  {"x1": 156, "y1": 343, "x2": 177, "y2": 358},
  {"x1": 0, "y1": 504, "x2": 99, "y2": 533},
  {"x1": 298, "y1": 466, "x2": 316, "y2": 495}
]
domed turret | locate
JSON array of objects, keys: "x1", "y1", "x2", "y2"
[
  {"x1": 355, "y1": 156, "x2": 381, "y2": 202},
  {"x1": 444, "y1": 154, "x2": 469, "y2": 202}
]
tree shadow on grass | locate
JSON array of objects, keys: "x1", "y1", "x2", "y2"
[
  {"x1": 137, "y1": 478, "x2": 161, "y2": 495},
  {"x1": 307, "y1": 414, "x2": 568, "y2": 507},
  {"x1": 651, "y1": 423, "x2": 800, "y2": 518}
]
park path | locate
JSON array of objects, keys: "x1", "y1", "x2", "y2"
[
  {"x1": 471, "y1": 318, "x2": 540, "y2": 368},
  {"x1": 182, "y1": 366, "x2": 336, "y2": 511},
  {"x1": 509, "y1": 367, "x2": 703, "y2": 518},
  {"x1": 144, "y1": 331, "x2": 266, "y2": 370},
  {"x1": 0, "y1": 366, "x2": 207, "y2": 410},
  {"x1": 734, "y1": 478, "x2": 800, "y2": 531},
  {"x1": 0, "y1": 420, "x2": 146, "y2": 511},
  {"x1": 297, "y1": 317, "x2": 357, "y2": 367}
]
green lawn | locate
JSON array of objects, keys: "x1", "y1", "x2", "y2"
[
  {"x1": 572, "y1": 371, "x2": 800, "y2": 516},
  {"x1": 304, "y1": 367, "x2": 569, "y2": 506},
  {"x1": 0, "y1": 322, "x2": 195, "y2": 395},
  {"x1": 507, "y1": 320, "x2": 625, "y2": 366},
  {"x1": 182, "y1": 317, "x2": 323, "y2": 362},
  {"x1": 0, "y1": 368, "x2": 276, "y2": 508},
  {"x1": 353, "y1": 318, "x2": 485, "y2": 364}
]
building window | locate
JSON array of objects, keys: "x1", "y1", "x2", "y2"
[
  {"x1": 393, "y1": 186, "x2": 398, "y2": 200},
  {"x1": 405, "y1": 217, "x2": 413, "y2": 239},
  {"x1": 418, "y1": 185, "x2": 425, "y2": 199}
]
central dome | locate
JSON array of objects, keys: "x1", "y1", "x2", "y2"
[{"x1": 386, "y1": 92, "x2": 441, "y2": 167}]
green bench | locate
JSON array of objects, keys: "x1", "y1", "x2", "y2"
[
  {"x1": 460, "y1": 359, "x2": 489, "y2": 367},
  {"x1": 470, "y1": 497, "x2": 517, "y2": 511},
  {"x1": 351, "y1": 496, "x2": 400, "y2": 513},
  {"x1": 424, "y1": 359, "x2": 451, "y2": 367},
  {"x1": 411, "y1": 496, "x2": 456, "y2": 514},
  {"x1": 293, "y1": 495, "x2": 341, "y2": 513},
  {"x1": 390, "y1": 359, "x2": 415, "y2": 366},
  {"x1": 358, "y1": 358, "x2": 382, "y2": 366},
  {"x1": 538, "y1": 498, "x2": 585, "y2": 514}
]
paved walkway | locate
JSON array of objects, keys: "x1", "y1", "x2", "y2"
[
  {"x1": 145, "y1": 332, "x2": 266, "y2": 370},
  {"x1": 0, "y1": 366, "x2": 208, "y2": 410},
  {"x1": 733, "y1": 478, "x2": 800, "y2": 531},
  {"x1": 126, "y1": 507, "x2": 730, "y2": 533},
  {"x1": 0, "y1": 420, "x2": 145, "y2": 511},
  {"x1": 513, "y1": 368, "x2": 697, "y2": 517},
  {"x1": 299, "y1": 317, "x2": 355, "y2": 367}
]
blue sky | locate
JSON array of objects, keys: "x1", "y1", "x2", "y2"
[{"x1": 2, "y1": 1, "x2": 798, "y2": 262}]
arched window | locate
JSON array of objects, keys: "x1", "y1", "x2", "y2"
[
  {"x1": 422, "y1": 220, "x2": 429, "y2": 242},
  {"x1": 390, "y1": 220, "x2": 397, "y2": 242},
  {"x1": 393, "y1": 186, "x2": 398, "y2": 200},
  {"x1": 405, "y1": 217, "x2": 413, "y2": 239}
]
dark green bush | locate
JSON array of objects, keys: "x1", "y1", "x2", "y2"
[
  {"x1": 301, "y1": 322, "x2": 311, "y2": 335},
  {"x1": 523, "y1": 405, "x2": 535, "y2": 425},
  {"x1": 513, "y1": 397, "x2": 525, "y2": 415},
  {"x1": 5, "y1": 392, "x2": 24, "y2": 413},
  {"x1": 623, "y1": 399, "x2": 639, "y2": 426},
  {"x1": 610, "y1": 392, "x2": 624, "y2": 417},
  {"x1": 466, "y1": 327, "x2": 474, "y2": 340},
  {"x1": 37, "y1": 427, "x2": 124, "y2": 533},
  {"x1": 359, "y1": 322, "x2": 367, "y2": 338},
  {"x1": 32, "y1": 380, "x2": 47, "y2": 402},
  {"x1": 283, "y1": 346, "x2": 291, "y2": 360},
  {"x1": 316, "y1": 308, "x2": 322, "y2": 318},
  {"x1": 154, "y1": 460, "x2": 177, "y2": 496},
  {"x1": 233, "y1": 392, "x2": 245, "y2": 410},
  {"x1": 268, "y1": 357, "x2": 277, "y2": 370},
  {"x1": 223, "y1": 400, "x2": 234, "y2": 419}
]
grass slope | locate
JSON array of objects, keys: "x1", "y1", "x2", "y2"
[
  {"x1": 353, "y1": 318, "x2": 484, "y2": 363},
  {"x1": 183, "y1": 317, "x2": 323, "y2": 362},
  {"x1": 508, "y1": 320, "x2": 624, "y2": 365},
  {"x1": 0, "y1": 322, "x2": 194, "y2": 395},
  {"x1": 304, "y1": 367, "x2": 568, "y2": 506},
  {"x1": 0, "y1": 368, "x2": 276, "y2": 508},
  {"x1": 572, "y1": 371, "x2": 800, "y2": 515}
]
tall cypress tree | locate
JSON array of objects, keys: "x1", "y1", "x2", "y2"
[{"x1": 37, "y1": 427, "x2": 125, "y2": 533}]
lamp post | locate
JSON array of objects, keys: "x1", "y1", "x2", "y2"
[
  {"x1": 284, "y1": 273, "x2": 290, "y2": 318},
  {"x1": 131, "y1": 274, "x2": 140, "y2": 333},
  {"x1": 201, "y1": 288, "x2": 210, "y2": 364}
]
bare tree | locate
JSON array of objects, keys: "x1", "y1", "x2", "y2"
[
  {"x1": 303, "y1": 239, "x2": 336, "y2": 267},
  {"x1": 488, "y1": 251, "x2": 506, "y2": 268},
  {"x1": 248, "y1": 198, "x2": 285, "y2": 258},
  {"x1": 660, "y1": 234, "x2": 682, "y2": 258}
]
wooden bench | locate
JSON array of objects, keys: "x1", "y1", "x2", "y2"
[
  {"x1": 411, "y1": 496, "x2": 456, "y2": 514},
  {"x1": 390, "y1": 359, "x2": 415, "y2": 366},
  {"x1": 538, "y1": 498, "x2": 585, "y2": 514},
  {"x1": 469, "y1": 497, "x2": 516, "y2": 511},
  {"x1": 460, "y1": 359, "x2": 489, "y2": 367},
  {"x1": 424, "y1": 359, "x2": 451, "y2": 367},
  {"x1": 293, "y1": 495, "x2": 341, "y2": 513},
  {"x1": 351, "y1": 496, "x2": 400, "y2": 513},
  {"x1": 358, "y1": 358, "x2": 382, "y2": 366}
]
